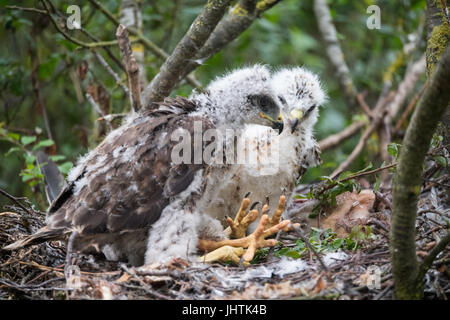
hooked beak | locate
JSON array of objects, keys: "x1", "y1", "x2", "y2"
[
  {"x1": 259, "y1": 112, "x2": 284, "y2": 133},
  {"x1": 287, "y1": 109, "x2": 303, "y2": 133}
]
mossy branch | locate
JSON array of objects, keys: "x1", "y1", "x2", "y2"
[
  {"x1": 141, "y1": 0, "x2": 232, "y2": 108},
  {"x1": 177, "y1": 0, "x2": 282, "y2": 82},
  {"x1": 417, "y1": 232, "x2": 450, "y2": 282},
  {"x1": 390, "y1": 45, "x2": 450, "y2": 299}
]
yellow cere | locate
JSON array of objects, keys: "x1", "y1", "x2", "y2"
[{"x1": 290, "y1": 109, "x2": 303, "y2": 120}]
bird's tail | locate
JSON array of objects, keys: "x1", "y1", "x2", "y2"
[{"x1": 2, "y1": 228, "x2": 66, "y2": 251}]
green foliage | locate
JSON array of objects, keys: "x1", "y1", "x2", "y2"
[
  {"x1": 0, "y1": 125, "x2": 72, "y2": 189},
  {"x1": 0, "y1": 0, "x2": 427, "y2": 209},
  {"x1": 251, "y1": 226, "x2": 376, "y2": 264},
  {"x1": 387, "y1": 142, "x2": 402, "y2": 159}
]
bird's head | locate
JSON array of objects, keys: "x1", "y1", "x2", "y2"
[
  {"x1": 267, "y1": 67, "x2": 326, "y2": 134},
  {"x1": 191, "y1": 65, "x2": 283, "y2": 128}
]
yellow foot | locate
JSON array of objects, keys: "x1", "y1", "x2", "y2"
[
  {"x1": 223, "y1": 195, "x2": 259, "y2": 239},
  {"x1": 265, "y1": 195, "x2": 301, "y2": 231},
  {"x1": 199, "y1": 246, "x2": 245, "y2": 264},
  {"x1": 198, "y1": 213, "x2": 291, "y2": 264}
]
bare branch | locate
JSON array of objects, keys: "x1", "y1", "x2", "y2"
[
  {"x1": 313, "y1": 0, "x2": 357, "y2": 107},
  {"x1": 142, "y1": 0, "x2": 232, "y2": 108},
  {"x1": 5, "y1": 5, "x2": 46, "y2": 14},
  {"x1": 86, "y1": 93, "x2": 114, "y2": 131},
  {"x1": 318, "y1": 120, "x2": 366, "y2": 151},
  {"x1": 0, "y1": 188, "x2": 32, "y2": 215},
  {"x1": 393, "y1": 79, "x2": 429, "y2": 133},
  {"x1": 115, "y1": 24, "x2": 142, "y2": 112},
  {"x1": 40, "y1": 0, "x2": 129, "y2": 49},
  {"x1": 120, "y1": 0, "x2": 147, "y2": 88},
  {"x1": 178, "y1": 0, "x2": 283, "y2": 82},
  {"x1": 386, "y1": 54, "x2": 426, "y2": 124},
  {"x1": 330, "y1": 94, "x2": 393, "y2": 179},
  {"x1": 417, "y1": 232, "x2": 450, "y2": 282},
  {"x1": 92, "y1": 50, "x2": 130, "y2": 96},
  {"x1": 87, "y1": 0, "x2": 203, "y2": 91}
]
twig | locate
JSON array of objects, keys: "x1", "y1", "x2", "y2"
[
  {"x1": 375, "y1": 191, "x2": 392, "y2": 209},
  {"x1": 317, "y1": 163, "x2": 397, "y2": 197},
  {"x1": 393, "y1": 78, "x2": 429, "y2": 134},
  {"x1": 330, "y1": 105, "x2": 390, "y2": 179},
  {"x1": 318, "y1": 120, "x2": 366, "y2": 151},
  {"x1": 86, "y1": 93, "x2": 114, "y2": 130},
  {"x1": 374, "y1": 282, "x2": 394, "y2": 300},
  {"x1": 97, "y1": 113, "x2": 128, "y2": 122},
  {"x1": 120, "y1": 264, "x2": 173, "y2": 300},
  {"x1": 115, "y1": 24, "x2": 142, "y2": 112},
  {"x1": 5, "y1": 5, "x2": 47, "y2": 14},
  {"x1": 177, "y1": 0, "x2": 283, "y2": 83},
  {"x1": 291, "y1": 225, "x2": 329, "y2": 273},
  {"x1": 313, "y1": 0, "x2": 357, "y2": 108},
  {"x1": 87, "y1": 0, "x2": 203, "y2": 91},
  {"x1": 92, "y1": 50, "x2": 129, "y2": 96},
  {"x1": 339, "y1": 162, "x2": 397, "y2": 183},
  {"x1": 417, "y1": 232, "x2": 450, "y2": 281},
  {"x1": 386, "y1": 54, "x2": 426, "y2": 124},
  {"x1": 142, "y1": 0, "x2": 232, "y2": 107},
  {"x1": 356, "y1": 92, "x2": 374, "y2": 118},
  {"x1": 119, "y1": 0, "x2": 146, "y2": 87},
  {"x1": 40, "y1": 0, "x2": 132, "y2": 49},
  {"x1": 19, "y1": 5, "x2": 126, "y2": 72},
  {"x1": 0, "y1": 188, "x2": 32, "y2": 215}
]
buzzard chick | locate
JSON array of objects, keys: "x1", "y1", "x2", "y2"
[{"x1": 5, "y1": 65, "x2": 289, "y2": 266}]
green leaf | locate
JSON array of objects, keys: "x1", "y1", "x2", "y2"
[
  {"x1": 5, "y1": 147, "x2": 22, "y2": 156},
  {"x1": 7, "y1": 132, "x2": 20, "y2": 141},
  {"x1": 319, "y1": 176, "x2": 333, "y2": 182},
  {"x1": 285, "y1": 250, "x2": 302, "y2": 259},
  {"x1": 374, "y1": 175, "x2": 381, "y2": 193},
  {"x1": 58, "y1": 162, "x2": 73, "y2": 175},
  {"x1": 32, "y1": 139, "x2": 55, "y2": 151},
  {"x1": 355, "y1": 162, "x2": 373, "y2": 174},
  {"x1": 387, "y1": 143, "x2": 401, "y2": 158},
  {"x1": 49, "y1": 155, "x2": 66, "y2": 162},
  {"x1": 434, "y1": 156, "x2": 447, "y2": 167},
  {"x1": 21, "y1": 136, "x2": 37, "y2": 145},
  {"x1": 24, "y1": 154, "x2": 36, "y2": 165}
]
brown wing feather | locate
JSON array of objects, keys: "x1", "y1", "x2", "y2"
[
  {"x1": 49, "y1": 112, "x2": 214, "y2": 235},
  {"x1": 5, "y1": 103, "x2": 214, "y2": 252},
  {"x1": 155, "y1": 96, "x2": 198, "y2": 112}
]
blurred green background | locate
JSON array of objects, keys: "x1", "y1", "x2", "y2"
[{"x1": 0, "y1": 0, "x2": 427, "y2": 210}]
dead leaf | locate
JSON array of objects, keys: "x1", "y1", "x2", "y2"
[
  {"x1": 321, "y1": 190, "x2": 375, "y2": 237},
  {"x1": 115, "y1": 273, "x2": 131, "y2": 283},
  {"x1": 312, "y1": 275, "x2": 326, "y2": 294},
  {"x1": 424, "y1": 241, "x2": 436, "y2": 251},
  {"x1": 416, "y1": 250, "x2": 428, "y2": 258}
]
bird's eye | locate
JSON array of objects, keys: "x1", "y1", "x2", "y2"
[
  {"x1": 259, "y1": 96, "x2": 271, "y2": 109},
  {"x1": 304, "y1": 105, "x2": 316, "y2": 117}
]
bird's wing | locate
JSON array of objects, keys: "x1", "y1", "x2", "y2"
[
  {"x1": 154, "y1": 96, "x2": 199, "y2": 113},
  {"x1": 36, "y1": 151, "x2": 67, "y2": 205},
  {"x1": 46, "y1": 110, "x2": 214, "y2": 236}
]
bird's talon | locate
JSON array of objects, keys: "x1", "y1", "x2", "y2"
[
  {"x1": 224, "y1": 196, "x2": 259, "y2": 239},
  {"x1": 199, "y1": 246, "x2": 246, "y2": 264}
]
